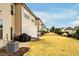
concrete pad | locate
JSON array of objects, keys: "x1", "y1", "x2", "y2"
[{"x1": 19, "y1": 42, "x2": 30, "y2": 48}]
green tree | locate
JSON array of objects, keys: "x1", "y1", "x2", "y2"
[
  {"x1": 75, "y1": 28, "x2": 79, "y2": 39},
  {"x1": 55, "y1": 28, "x2": 60, "y2": 33},
  {"x1": 50, "y1": 26, "x2": 55, "y2": 32},
  {"x1": 40, "y1": 30, "x2": 46, "y2": 35},
  {"x1": 76, "y1": 28, "x2": 79, "y2": 34}
]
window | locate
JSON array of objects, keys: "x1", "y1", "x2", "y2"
[
  {"x1": 0, "y1": 18, "x2": 3, "y2": 39},
  {"x1": 32, "y1": 19, "x2": 34, "y2": 22},
  {"x1": 24, "y1": 13, "x2": 29, "y2": 19},
  {"x1": 11, "y1": 5, "x2": 13, "y2": 15}
]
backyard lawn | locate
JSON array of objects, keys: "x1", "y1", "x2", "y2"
[{"x1": 25, "y1": 33, "x2": 79, "y2": 56}]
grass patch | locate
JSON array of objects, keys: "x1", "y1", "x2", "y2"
[{"x1": 27, "y1": 33, "x2": 79, "y2": 56}]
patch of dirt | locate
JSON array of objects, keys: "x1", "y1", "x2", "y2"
[{"x1": 0, "y1": 47, "x2": 29, "y2": 56}]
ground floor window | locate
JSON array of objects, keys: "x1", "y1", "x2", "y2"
[{"x1": 0, "y1": 18, "x2": 3, "y2": 39}]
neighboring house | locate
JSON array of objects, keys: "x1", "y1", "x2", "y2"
[
  {"x1": 74, "y1": 26, "x2": 79, "y2": 30},
  {"x1": 36, "y1": 18, "x2": 47, "y2": 32},
  {"x1": 37, "y1": 18, "x2": 43, "y2": 31},
  {"x1": 42, "y1": 24, "x2": 47, "y2": 32},
  {"x1": 35, "y1": 18, "x2": 43, "y2": 36},
  {"x1": 35, "y1": 18, "x2": 47, "y2": 36},
  {"x1": 0, "y1": 3, "x2": 47, "y2": 47},
  {"x1": 61, "y1": 27, "x2": 76, "y2": 34}
]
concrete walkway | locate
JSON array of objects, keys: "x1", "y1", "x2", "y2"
[{"x1": 19, "y1": 42, "x2": 30, "y2": 48}]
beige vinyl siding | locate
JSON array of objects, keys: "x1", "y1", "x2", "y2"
[
  {"x1": 0, "y1": 4, "x2": 14, "y2": 48},
  {"x1": 39, "y1": 20, "x2": 43, "y2": 31},
  {"x1": 0, "y1": 4, "x2": 12, "y2": 41},
  {"x1": 15, "y1": 3, "x2": 22, "y2": 35},
  {"x1": 21, "y1": 5, "x2": 38, "y2": 38}
]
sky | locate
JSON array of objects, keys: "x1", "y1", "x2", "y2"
[{"x1": 27, "y1": 3, "x2": 79, "y2": 29}]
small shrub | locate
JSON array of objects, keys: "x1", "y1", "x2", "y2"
[
  {"x1": 50, "y1": 26, "x2": 55, "y2": 32},
  {"x1": 19, "y1": 33, "x2": 31, "y2": 42},
  {"x1": 67, "y1": 33, "x2": 73, "y2": 37},
  {"x1": 14, "y1": 35, "x2": 19, "y2": 41},
  {"x1": 40, "y1": 30, "x2": 46, "y2": 36},
  {"x1": 57, "y1": 31, "x2": 63, "y2": 35},
  {"x1": 75, "y1": 28, "x2": 79, "y2": 39}
]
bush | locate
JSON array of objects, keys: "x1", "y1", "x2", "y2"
[
  {"x1": 50, "y1": 26, "x2": 55, "y2": 32},
  {"x1": 75, "y1": 28, "x2": 79, "y2": 39},
  {"x1": 67, "y1": 33, "x2": 73, "y2": 37},
  {"x1": 14, "y1": 35, "x2": 19, "y2": 41},
  {"x1": 40, "y1": 30, "x2": 46, "y2": 36},
  {"x1": 19, "y1": 33, "x2": 31, "y2": 42},
  {"x1": 54, "y1": 28, "x2": 63, "y2": 35},
  {"x1": 56, "y1": 31, "x2": 63, "y2": 35}
]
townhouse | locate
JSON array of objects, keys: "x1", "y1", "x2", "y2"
[
  {"x1": 35, "y1": 18, "x2": 47, "y2": 36},
  {"x1": 42, "y1": 24, "x2": 48, "y2": 32},
  {"x1": 0, "y1": 3, "x2": 47, "y2": 48},
  {"x1": 61, "y1": 27, "x2": 75, "y2": 34},
  {"x1": 0, "y1": 3, "x2": 39, "y2": 43}
]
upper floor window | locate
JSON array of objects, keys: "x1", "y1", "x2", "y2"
[
  {"x1": 24, "y1": 13, "x2": 29, "y2": 19},
  {"x1": 11, "y1": 5, "x2": 14, "y2": 15},
  {"x1": 32, "y1": 19, "x2": 34, "y2": 22}
]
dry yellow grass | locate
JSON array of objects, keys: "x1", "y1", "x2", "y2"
[{"x1": 27, "y1": 33, "x2": 79, "y2": 56}]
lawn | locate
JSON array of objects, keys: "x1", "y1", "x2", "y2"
[{"x1": 26, "y1": 33, "x2": 79, "y2": 56}]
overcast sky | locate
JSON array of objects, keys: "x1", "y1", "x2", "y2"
[{"x1": 27, "y1": 3, "x2": 79, "y2": 28}]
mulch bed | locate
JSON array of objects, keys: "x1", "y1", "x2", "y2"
[{"x1": 0, "y1": 47, "x2": 29, "y2": 56}]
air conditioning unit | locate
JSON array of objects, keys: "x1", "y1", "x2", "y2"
[{"x1": 6, "y1": 41, "x2": 19, "y2": 53}]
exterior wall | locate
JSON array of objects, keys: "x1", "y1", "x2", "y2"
[
  {"x1": 35, "y1": 18, "x2": 39, "y2": 37},
  {"x1": 42, "y1": 25, "x2": 47, "y2": 32},
  {"x1": 0, "y1": 3, "x2": 40, "y2": 48},
  {"x1": 0, "y1": 3, "x2": 47, "y2": 44},
  {"x1": 14, "y1": 4, "x2": 22, "y2": 35},
  {"x1": 39, "y1": 20, "x2": 43, "y2": 31},
  {"x1": 21, "y1": 5, "x2": 38, "y2": 38},
  {"x1": 35, "y1": 18, "x2": 44, "y2": 36},
  {"x1": 0, "y1": 3, "x2": 16, "y2": 47},
  {"x1": 0, "y1": 3, "x2": 12, "y2": 41}
]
